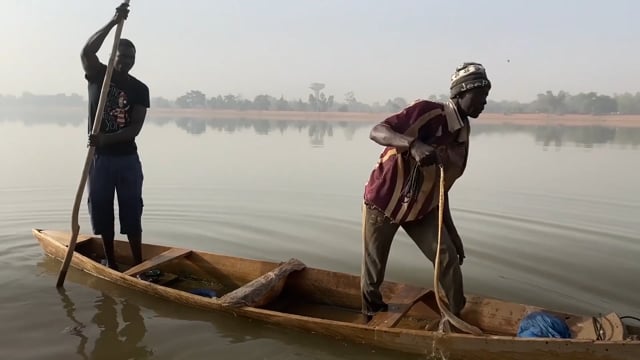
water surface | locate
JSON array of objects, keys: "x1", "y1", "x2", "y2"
[{"x1": 1, "y1": 112, "x2": 639, "y2": 359}]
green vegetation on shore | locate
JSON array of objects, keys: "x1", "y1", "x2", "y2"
[{"x1": 2, "y1": 86, "x2": 640, "y2": 116}]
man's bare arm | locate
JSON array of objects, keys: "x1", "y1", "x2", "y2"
[{"x1": 81, "y1": 3, "x2": 129, "y2": 76}]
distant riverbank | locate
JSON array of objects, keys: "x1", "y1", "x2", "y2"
[
  {"x1": 148, "y1": 108, "x2": 640, "y2": 127},
  {"x1": 4, "y1": 106, "x2": 640, "y2": 127}
]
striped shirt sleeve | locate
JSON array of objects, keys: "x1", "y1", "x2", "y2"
[{"x1": 382, "y1": 100, "x2": 446, "y2": 138}]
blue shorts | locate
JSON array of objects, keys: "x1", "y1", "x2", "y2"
[{"x1": 87, "y1": 153, "x2": 144, "y2": 236}]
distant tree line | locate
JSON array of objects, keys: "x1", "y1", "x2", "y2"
[
  {"x1": 165, "y1": 89, "x2": 640, "y2": 115},
  {"x1": 0, "y1": 92, "x2": 85, "y2": 107},
  {"x1": 165, "y1": 88, "x2": 405, "y2": 113},
  {"x1": 3, "y1": 87, "x2": 640, "y2": 115},
  {"x1": 485, "y1": 91, "x2": 640, "y2": 115}
]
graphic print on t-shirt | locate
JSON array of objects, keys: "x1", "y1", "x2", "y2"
[{"x1": 101, "y1": 84, "x2": 130, "y2": 132}]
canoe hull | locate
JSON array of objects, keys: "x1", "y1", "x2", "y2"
[{"x1": 33, "y1": 229, "x2": 640, "y2": 360}]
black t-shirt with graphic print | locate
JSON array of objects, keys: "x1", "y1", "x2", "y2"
[{"x1": 86, "y1": 63, "x2": 150, "y2": 156}]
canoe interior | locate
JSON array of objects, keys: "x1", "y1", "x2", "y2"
[{"x1": 45, "y1": 230, "x2": 640, "y2": 341}]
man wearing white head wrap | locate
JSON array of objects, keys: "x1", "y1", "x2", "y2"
[{"x1": 360, "y1": 62, "x2": 491, "y2": 322}]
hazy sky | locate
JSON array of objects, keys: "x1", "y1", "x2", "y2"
[{"x1": 2, "y1": 0, "x2": 638, "y2": 103}]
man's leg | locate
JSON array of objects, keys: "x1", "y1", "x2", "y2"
[
  {"x1": 115, "y1": 153, "x2": 144, "y2": 265},
  {"x1": 126, "y1": 234, "x2": 142, "y2": 265},
  {"x1": 88, "y1": 154, "x2": 117, "y2": 270},
  {"x1": 401, "y1": 209, "x2": 466, "y2": 316},
  {"x1": 361, "y1": 203, "x2": 399, "y2": 317}
]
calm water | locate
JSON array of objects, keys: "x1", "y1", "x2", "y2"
[{"x1": 1, "y1": 110, "x2": 639, "y2": 359}]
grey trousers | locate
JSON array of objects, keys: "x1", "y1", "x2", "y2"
[{"x1": 360, "y1": 203, "x2": 466, "y2": 316}]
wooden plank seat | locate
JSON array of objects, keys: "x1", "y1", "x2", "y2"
[
  {"x1": 124, "y1": 248, "x2": 192, "y2": 277},
  {"x1": 368, "y1": 285, "x2": 433, "y2": 328}
]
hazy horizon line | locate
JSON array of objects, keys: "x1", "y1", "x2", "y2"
[{"x1": 2, "y1": 89, "x2": 640, "y2": 104}]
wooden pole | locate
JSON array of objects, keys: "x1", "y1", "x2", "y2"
[
  {"x1": 433, "y1": 164, "x2": 483, "y2": 335},
  {"x1": 56, "y1": 0, "x2": 131, "y2": 287}
]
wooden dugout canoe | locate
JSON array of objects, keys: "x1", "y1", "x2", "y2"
[{"x1": 33, "y1": 229, "x2": 640, "y2": 360}]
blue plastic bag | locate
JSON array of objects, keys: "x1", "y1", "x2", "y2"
[
  {"x1": 188, "y1": 288, "x2": 217, "y2": 298},
  {"x1": 517, "y1": 311, "x2": 572, "y2": 339}
]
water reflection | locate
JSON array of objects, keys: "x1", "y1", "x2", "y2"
[
  {"x1": 169, "y1": 117, "x2": 344, "y2": 147},
  {"x1": 0, "y1": 109, "x2": 84, "y2": 127},
  {"x1": 3, "y1": 110, "x2": 640, "y2": 148},
  {"x1": 92, "y1": 295, "x2": 152, "y2": 359},
  {"x1": 473, "y1": 124, "x2": 640, "y2": 149},
  {"x1": 38, "y1": 259, "x2": 413, "y2": 360},
  {"x1": 308, "y1": 121, "x2": 333, "y2": 147},
  {"x1": 534, "y1": 125, "x2": 617, "y2": 149},
  {"x1": 58, "y1": 288, "x2": 89, "y2": 360},
  {"x1": 57, "y1": 287, "x2": 153, "y2": 360}
]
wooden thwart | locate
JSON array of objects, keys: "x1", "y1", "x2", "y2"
[
  {"x1": 369, "y1": 286, "x2": 433, "y2": 328},
  {"x1": 124, "y1": 248, "x2": 192, "y2": 277}
]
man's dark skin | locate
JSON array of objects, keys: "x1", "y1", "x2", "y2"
[
  {"x1": 81, "y1": 2, "x2": 145, "y2": 268},
  {"x1": 368, "y1": 87, "x2": 490, "y2": 266}
]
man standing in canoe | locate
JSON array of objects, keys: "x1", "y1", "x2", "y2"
[
  {"x1": 361, "y1": 62, "x2": 491, "y2": 320},
  {"x1": 82, "y1": 2, "x2": 150, "y2": 270}
]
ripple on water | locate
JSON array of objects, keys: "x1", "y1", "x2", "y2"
[
  {"x1": 2, "y1": 184, "x2": 639, "y2": 329},
  {"x1": 139, "y1": 189, "x2": 364, "y2": 272},
  {"x1": 455, "y1": 205, "x2": 640, "y2": 316}
]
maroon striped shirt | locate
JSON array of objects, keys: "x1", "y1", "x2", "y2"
[{"x1": 363, "y1": 99, "x2": 470, "y2": 223}]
